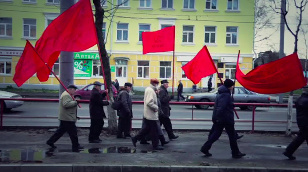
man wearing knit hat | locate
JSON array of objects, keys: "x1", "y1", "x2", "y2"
[{"x1": 200, "y1": 79, "x2": 246, "y2": 159}]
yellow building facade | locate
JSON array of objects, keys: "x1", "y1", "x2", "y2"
[{"x1": 0, "y1": 0, "x2": 255, "y2": 91}]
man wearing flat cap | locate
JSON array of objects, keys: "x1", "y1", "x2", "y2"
[
  {"x1": 89, "y1": 81, "x2": 109, "y2": 143},
  {"x1": 116, "y1": 82, "x2": 133, "y2": 138},
  {"x1": 47, "y1": 84, "x2": 83, "y2": 152},
  {"x1": 159, "y1": 79, "x2": 179, "y2": 140}
]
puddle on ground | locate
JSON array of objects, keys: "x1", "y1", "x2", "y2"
[{"x1": 0, "y1": 149, "x2": 45, "y2": 163}]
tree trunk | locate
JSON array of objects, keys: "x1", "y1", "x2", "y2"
[{"x1": 93, "y1": 0, "x2": 117, "y2": 134}]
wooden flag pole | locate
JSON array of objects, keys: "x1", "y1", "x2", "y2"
[{"x1": 232, "y1": 50, "x2": 241, "y2": 119}]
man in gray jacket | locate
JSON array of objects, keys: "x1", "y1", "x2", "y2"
[{"x1": 46, "y1": 85, "x2": 83, "y2": 152}]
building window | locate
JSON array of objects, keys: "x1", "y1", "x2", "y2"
[
  {"x1": 161, "y1": 24, "x2": 172, "y2": 29},
  {"x1": 0, "y1": 18, "x2": 12, "y2": 37},
  {"x1": 227, "y1": 0, "x2": 239, "y2": 11},
  {"x1": 101, "y1": 0, "x2": 107, "y2": 7},
  {"x1": 23, "y1": 18, "x2": 36, "y2": 38},
  {"x1": 183, "y1": 0, "x2": 195, "y2": 9},
  {"x1": 117, "y1": 23, "x2": 128, "y2": 41},
  {"x1": 139, "y1": 24, "x2": 150, "y2": 42},
  {"x1": 182, "y1": 25, "x2": 194, "y2": 43},
  {"x1": 140, "y1": 0, "x2": 151, "y2": 8},
  {"x1": 204, "y1": 26, "x2": 216, "y2": 44},
  {"x1": 115, "y1": 59, "x2": 128, "y2": 78},
  {"x1": 93, "y1": 60, "x2": 103, "y2": 77},
  {"x1": 102, "y1": 22, "x2": 106, "y2": 40},
  {"x1": 206, "y1": 0, "x2": 217, "y2": 10},
  {"x1": 47, "y1": 0, "x2": 59, "y2": 4},
  {"x1": 0, "y1": 58, "x2": 11, "y2": 75},
  {"x1": 226, "y1": 26, "x2": 238, "y2": 44},
  {"x1": 181, "y1": 62, "x2": 188, "y2": 78},
  {"x1": 138, "y1": 61, "x2": 149, "y2": 78},
  {"x1": 49, "y1": 59, "x2": 59, "y2": 76},
  {"x1": 225, "y1": 64, "x2": 236, "y2": 79},
  {"x1": 160, "y1": 61, "x2": 171, "y2": 79},
  {"x1": 118, "y1": 0, "x2": 129, "y2": 7},
  {"x1": 162, "y1": 0, "x2": 173, "y2": 9},
  {"x1": 23, "y1": 0, "x2": 36, "y2": 3}
]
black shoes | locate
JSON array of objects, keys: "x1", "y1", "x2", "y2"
[
  {"x1": 153, "y1": 146, "x2": 164, "y2": 150},
  {"x1": 283, "y1": 152, "x2": 296, "y2": 160},
  {"x1": 140, "y1": 140, "x2": 150, "y2": 145},
  {"x1": 161, "y1": 141, "x2": 169, "y2": 146},
  {"x1": 131, "y1": 137, "x2": 137, "y2": 147},
  {"x1": 200, "y1": 149, "x2": 212, "y2": 157},
  {"x1": 89, "y1": 139, "x2": 101, "y2": 143},
  {"x1": 72, "y1": 145, "x2": 84, "y2": 152},
  {"x1": 232, "y1": 152, "x2": 246, "y2": 159},
  {"x1": 169, "y1": 135, "x2": 179, "y2": 140},
  {"x1": 236, "y1": 135, "x2": 244, "y2": 140},
  {"x1": 46, "y1": 141, "x2": 57, "y2": 148}
]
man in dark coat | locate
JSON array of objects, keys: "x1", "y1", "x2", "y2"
[
  {"x1": 113, "y1": 79, "x2": 120, "y2": 91},
  {"x1": 177, "y1": 80, "x2": 185, "y2": 102},
  {"x1": 208, "y1": 77, "x2": 212, "y2": 92},
  {"x1": 117, "y1": 82, "x2": 133, "y2": 139},
  {"x1": 159, "y1": 79, "x2": 178, "y2": 140},
  {"x1": 200, "y1": 79, "x2": 245, "y2": 159},
  {"x1": 283, "y1": 86, "x2": 308, "y2": 160},
  {"x1": 89, "y1": 81, "x2": 109, "y2": 143}
]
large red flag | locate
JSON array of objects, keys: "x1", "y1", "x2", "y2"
[
  {"x1": 182, "y1": 46, "x2": 217, "y2": 84},
  {"x1": 142, "y1": 26, "x2": 175, "y2": 54},
  {"x1": 236, "y1": 53, "x2": 306, "y2": 94},
  {"x1": 35, "y1": 0, "x2": 97, "y2": 82},
  {"x1": 13, "y1": 41, "x2": 43, "y2": 87}
]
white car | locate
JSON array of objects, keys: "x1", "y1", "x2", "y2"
[{"x1": 0, "y1": 91, "x2": 24, "y2": 111}]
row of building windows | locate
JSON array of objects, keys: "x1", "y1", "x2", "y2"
[{"x1": 103, "y1": 0, "x2": 239, "y2": 11}]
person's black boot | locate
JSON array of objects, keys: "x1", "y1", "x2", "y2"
[
  {"x1": 200, "y1": 148, "x2": 212, "y2": 157},
  {"x1": 232, "y1": 152, "x2": 246, "y2": 159},
  {"x1": 159, "y1": 135, "x2": 169, "y2": 146},
  {"x1": 283, "y1": 152, "x2": 296, "y2": 160}
]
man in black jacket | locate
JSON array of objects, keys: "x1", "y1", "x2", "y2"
[
  {"x1": 200, "y1": 79, "x2": 245, "y2": 159},
  {"x1": 177, "y1": 80, "x2": 185, "y2": 102},
  {"x1": 283, "y1": 86, "x2": 308, "y2": 160},
  {"x1": 89, "y1": 81, "x2": 109, "y2": 143},
  {"x1": 117, "y1": 82, "x2": 133, "y2": 139},
  {"x1": 159, "y1": 79, "x2": 178, "y2": 140}
]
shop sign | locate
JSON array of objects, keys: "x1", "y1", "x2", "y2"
[
  {"x1": 74, "y1": 59, "x2": 92, "y2": 77},
  {"x1": 74, "y1": 52, "x2": 100, "y2": 60}
]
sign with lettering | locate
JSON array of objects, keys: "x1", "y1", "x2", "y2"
[{"x1": 74, "y1": 52, "x2": 100, "y2": 60}]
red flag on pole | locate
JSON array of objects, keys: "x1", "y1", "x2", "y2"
[
  {"x1": 142, "y1": 26, "x2": 175, "y2": 54},
  {"x1": 236, "y1": 53, "x2": 306, "y2": 94},
  {"x1": 13, "y1": 40, "x2": 43, "y2": 87},
  {"x1": 35, "y1": 0, "x2": 97, "y2": 82},
  {"x1": 182, "y1": 46, "x2": 217, "y2": 84}
]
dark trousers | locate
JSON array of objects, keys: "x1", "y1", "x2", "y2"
[
  {"x1": 285, "y1": 127, "x2": 308, "y2": 155},
  {"x1": 117, "y1": 117, "x2": 131, "y2": 137},
  {"x1": 89, "y1": 118, "x2": 104, "y2": 141},
  {"x1": 177, "y1": 91, "x2": 185, "y2": 101},
  {"x1": 159, "y1": 116, "x2": 175, "y2": 139},
  {"x1": 135, "y1": 118, "x2": 159, "y2": 148},
  {"x1": 201, "y1": 122, "x2": 240, "y2": 155},
  {"x1": 47, "y1": 120, "x2": 79, "y2": 149}
]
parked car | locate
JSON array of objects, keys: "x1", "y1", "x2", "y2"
[
  {"x1": 74, "y1": 83, "x2": 118, "y2": 100},
  {"x1": 185, "y1": 87, "x2": 271, "y2": 110},
  {"x1": 0, "y1": 91, "x2": 24, "y2": 111}
]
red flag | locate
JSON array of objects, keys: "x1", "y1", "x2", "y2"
[
  {"x1": 35, "y1": 0, "x2": 97, "y2": 82},
  {"x1": 182, "y1": 46, "x2": 217, "y2": 84},
  {"x1": 142, "y1": 26, "x2": 175, "y2": 54},
  {"x1": 236, "y1": 53, "x2": 306, "y2": 94},
  {"x1": 13, "y1": 41, "x2": 44, "y2": 87}
]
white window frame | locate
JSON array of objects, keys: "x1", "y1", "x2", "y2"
[
  {"x1": 101, "y1": 0, "x2": 108, "y2": 7},
  {"x1": 0, "y1": 57, "x2": 12, "y2": 75},
  {"x1": 118, "y1": 0, "x2": 130, "y2": 7},
  {"x1": 161, "y1": 0, "x2": 173, "y2": 9},
  {"x1": 225, "y1": 64, "x2": 236, "y2": 80},
  {"x1": 226, "y1": 26, "x2": 238, "y2": 45},
  {"x1": 137, "y1": 61, "x2": 149, "y2": 79},
  {"x1": 49, "y1": 59, "x2": 59, "y2": 76},
  {"x1": 139, "y1": 0, "x2": 152, "y2": 8},
  {"x1": 139, "y1": 24, "x2": 151, "y2": 42},
  {"x1": 116, "y1": 23, "x2": 129, "y2": 42},
  {"x1": 44, "y1": 13, "x2": 59, "y2": 29},
  {"x1": 116, "y1": 65, "x2": 127, "y2": 77},
  {"x1": 182, "y1": 25, "x2": 194, "y2": 43},
  {"x1": 227, "y1": 0, "x2": 239, "y2": 11},
  {"x1": 159, "y1": 61, "x2": 172, "y2": 79},
  {"x1": 22, "y1": 0, "x2": 36, "y2": 3},
  {"x1": 0, "y1": 18, "x2": 12, "y2": 38},
  {"x1": 183, "y1": 0, "x2": 195, "y2": 10},
  {"x1": 23, "y1": 18, "x2": 36, "y2": 39},
  {"x1": 205, "y1": 0, "x2": 217, "y2": 10},
  {"x1": 181, "y1": 62, "x2": 188, "y2": 79},
  {"x1": 92, "y1": 60, "x2": 103, "y2": 77},
  {"x1": 46, "y1": 0, "x2": 59, "y2": 4},
  {"x1": 102, "y1": 22, "x2": 106, "y2": 42},
  {"x1": 204, "y1": 26, "x2": 216, "y2": 44}
]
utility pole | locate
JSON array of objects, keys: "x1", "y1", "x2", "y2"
[
  {"x1": 278, "y1": 0, "x2": 286, "y2": 104},
  {"x1": 59, "y1": 0, "x2": 75, "y2": 96}
]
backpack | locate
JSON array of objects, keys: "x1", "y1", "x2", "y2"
[{"x1": 111, "y1": 91, "x2": 124, "y2": 110}]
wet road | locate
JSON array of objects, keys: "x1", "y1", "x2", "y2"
[{"x1": 1, "y1": 102, "x2": 298, "y2": 132}]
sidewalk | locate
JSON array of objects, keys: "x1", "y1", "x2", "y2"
[{"x1": 0, "y1": 129, "x2": 307, "y2": 171}]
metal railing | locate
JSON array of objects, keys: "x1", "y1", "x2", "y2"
[{"x1": 0, "y1": 98, "x2": 294, "y2": 133}]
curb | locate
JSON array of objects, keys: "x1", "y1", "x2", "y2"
[{"x1": 1, "y1": 164, "x2": 307, "y2": 172}]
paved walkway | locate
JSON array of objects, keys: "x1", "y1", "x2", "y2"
[{"x1": 0, "y1": 129, "x2": 307, "y2": 171}]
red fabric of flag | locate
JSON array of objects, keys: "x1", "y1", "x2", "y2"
[
  {"x1": 142, "y1": 26, "x2": 175, "y2": 54},
  {"x1": 182, "y1": 46, "x2": 217, "y2": 84},
  {"x1": 236, "y1": 53, "x2": 306, "y2": 94},
  {"x1": 35, "y1": 0, "x2": 97, "y2": 82},
  {"x1": 13, "y1": 41, "x2": 43, "y2": 87}
]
